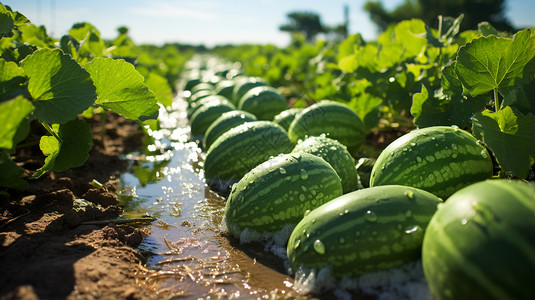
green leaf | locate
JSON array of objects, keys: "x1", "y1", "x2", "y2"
[
  {"x1": 472, "y1": 107, "x2": 535, "y2": 178},
  {"x1": 0, "y1": 150, "x2": 28, "y2": 190},
  {"x1": 0, "y1": 58, "x2": 26, "y2": 100},
  {"x1": 68, "y1": 22, "x2": 101, "y2": 42},
  {"x1": 411, "y1": 84, "x2": 450, "y2": 127},
  {"x1": 32, "y1": 119, "x2": 93, "y2": 178},
  {"x1": 144, "y1": 72, "x2": 173, "y2": 107},
  {"x1": 21, "y1": 48, "x2": 97, "y2": 124},
  {"x1": 478, "y1": 22, "x2": 499, "y2": 37},
  {"x1": 85, "y1": 57, "x2": 160, "y2": 121},
  {"x1": 455, "y1": 28, "x2": 535, "y2": 96},
  {"x1": 0, "y1": 4, "x2": 14, "y2": 37},
  {"x1": 350, "y1": 93, "x2": 382, "y2": 131},
  {"x1": 338, "y1": 54, "x2": 358, "y2": 73},
  {"x1": 0, "y1": 96, "x2": 34, "y2": 149},
  {"x1": 19, "y1": 24, "x2": 54, "y2": 48}
]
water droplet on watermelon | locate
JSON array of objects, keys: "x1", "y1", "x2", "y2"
[
  {"x1": 481, "y1": 149, "x2": 488, "y2": 158},
  {"x1": 293, "y1": 239, "x2": 301, "y2": 249},
  {"x1": 404, "y1": 190, "x2": 414, "y2": 199},
  {"x1": 461, "y1": 218, "x2": 468, "y2": 225},
  {"x1": 404, "y1": 225, "x2": 423, "y2": 239},
  {"x1": 410, "y1": 142, "x2": 417, "y2": 146},
  {"x1": 291, "y1": 153, "x2": 301, "y2": 159},
  {"x1": 279, "y1": 167, "x2": 287, "y2": 174},
  {"x1": 311, "y1": 219, "x2": 316, "y2": 224},
  {"x1": 313, "y1": 240, "x2": 326, "y2": 254},
  {"x1": 300, "y1": 169, "x2": 308, "y2": 180},
  {"x1": 330, "y1": 146, "x2": 337, "y2": 151},
  {"x1": 344, "y1": 209, "x2": 349, "y2": 214},
  {"x1": 364, "y1": 210, "x2": 378, "y2": 222},
  {"x1": 304, "y1": 209, "x2": 311, "y2": 217},
  {"x1": 451, "y1": 125, "x2": 459, "y2": 130}
]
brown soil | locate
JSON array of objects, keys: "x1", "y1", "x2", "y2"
[{"x1": 0, "y1": 112, "x2": 155, "y2": 300}]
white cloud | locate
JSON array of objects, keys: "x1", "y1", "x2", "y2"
[{"x1": 128, "y1": 0, "x2": 217, "y2": 20}]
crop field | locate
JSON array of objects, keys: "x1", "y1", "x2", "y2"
[{"x1": 1, "y1": 2, "x2": 534, "y2": 300}]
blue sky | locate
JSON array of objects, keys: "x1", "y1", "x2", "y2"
[{"x1": 3, "y1": 0, "x2": 534, "y2": 47}]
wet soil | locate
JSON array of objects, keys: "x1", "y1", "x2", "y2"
[{"x1": 0, "y1": 112, "x2": 154, "y2": 300}]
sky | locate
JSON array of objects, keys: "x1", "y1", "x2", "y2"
[{"x1": 3, "y1": 0, "x2": 534, "y2": 47}]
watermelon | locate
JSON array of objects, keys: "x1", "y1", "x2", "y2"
[
  {"x1": 203, "y1": 121, "x2": 294, "y2": 186},
  {"x1": 292, "y1": 135, "x2": 359, "y2": 193},
  {"x1": 232, "y1": 76, "x2": 268, "y2": 105},
  {"x1": 288, "y1": 100, "x2": 366, "y2": 154},
  {"x1": 273, "y1": 108, "x2": 303, "y2": 131},
  {"x1": 370, "y1": 126, "x2": 494, "y2": 199},
  {"x1": 422, "y1": 179, "x2": 535, "y2": 300},
  {"x1": 203, "y1": 110, "x2": 257, "y2": 150},
  {"x1": 225, "y1": 153, "x2": 343, "y2": 237},
  {"x1": 238, "y1": 86, "x2": 288, "y2": 121},
  {"x1": 189, "y1": 100, "x2": 235, "y2": 138},
  {"x1": 187, "y1": 95, "x2": 232, "y2": 119},
  {"x1": 215, "y1": 79, "x2": 235, "y2": 100},
  {"x1": 287, "y1": 185, "x2": 442, "y2": 278}
]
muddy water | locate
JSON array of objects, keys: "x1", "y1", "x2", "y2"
[{"x1": 118, "y1": 97, "x2": 306, "y2": 299}]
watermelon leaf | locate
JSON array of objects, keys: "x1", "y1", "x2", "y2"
[
  {"x1": 0, "y1": 150, "x2": 28, "y2": 190},
  {"x1": 144, "y1": 72, "x2": 173, "y2": 107},
  {"x1": 0, "y1": 96, "x2": 34, "y2": 149},
  {"x1": 472, "y1": 106, "x2": 535, "y2": 178},
  {"x1": 455, "y1": 28, "x2": 535, "y2": 97},
  {"x1": 32, "y1": 119, "x2": 93, "y2": 179},
  {"x1": 85, "y1": 57, "x2": 160, "y2": 122},
  {"x1": 21, "y1": 48, "x2": 97, "y2": 124}
]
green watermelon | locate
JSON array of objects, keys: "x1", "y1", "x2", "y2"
[
  {"x1": 422, "y1": 179, "x2": 535, "y2": 300},
  {"x1": 287, "y1": 185, "x2": 442, "y2": 278},
  {"x1": 273, "y1": 108, "x2": 303, "y2": 131},
  {"x1": 292, "y1": 135, "x2": 359, "y2": 193},
  {"x1": 238, "y1": 86, "x2": 288, "y2": 121},
  {"x1": 203, "y1": 121, "x2": 294, "y2": 186},
  {"x1": 288, "y1": 100, "x2": 366, "y2": 154},
  {"x1": 225, "y1": 153, "x2": 343, "y2": 237},
  {"x1": 370, "y1": 126, "x2": 494, "y2": 199},
  {"x1": 189, "y1": 100, "x2": 235, "y2": 138},
  {"x1": 203, "y1": 110, "x2": 257, "y2": 150}
]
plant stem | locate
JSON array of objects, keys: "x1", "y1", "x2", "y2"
[
  {"x1": 494, "y1": 89, "x2": 499, "y2": 112},
  {"x1": 41, "y1": 122, "x2": 63, "y2": 143}
]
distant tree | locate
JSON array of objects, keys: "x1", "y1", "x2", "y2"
[
  {"x1": 364, "y1": 0, "x2": 514, "y2": 32},
  {"x1": 279, "y1": 11, "x2": 327, "y2": 43}
]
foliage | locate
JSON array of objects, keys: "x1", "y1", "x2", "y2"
[
  {"x1": 215, "y1": 15, "x2": 535, "y2": 180},
  {"x1": 0, "y1": 3, "x2": 193, "y2": 192}
]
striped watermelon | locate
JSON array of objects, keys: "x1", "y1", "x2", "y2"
[
  {"x1": 422, "y1": 179, "x2": 535, "y2": 300},
  {"x1": 225, "y1": 153, "x2": 343, "y2": 237},
  {"x1": 292, "y1": 135, "x2": 359, "y2": 193},
  {"x1": 187, "y1": 95, "x2": 231, "y2": 119},
  {"x1": 203, "y1": 110, "x2": 257, "y2": 150},
  {"x1": 370, "y1": 126, "x2": 494, "y2": 199},
  {"x1": 238, "y1": 86, "x2": 288, "y2": 121},
  {"x1": 232, "y1": 76, "x2": 268, "y2": 105},
  {"x1": 288, "y1": 100, "x2": 366, "y2": 154},
  {"x1": 189, "y1": 100, "x2": 235, "y2": 138},
  {"x1": 273, "y1": 108, "x2": 303, "y2": 131},
  {"x1": 287, "y1": 185, "x2": 442, "y2": 278},
  {"x1": 203, "y1": 121, "x2": 294, "y2": 186}
]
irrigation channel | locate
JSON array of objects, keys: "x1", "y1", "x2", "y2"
[{"x1": 117, "y1": 94, "x2": 300, "y2": 299}]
